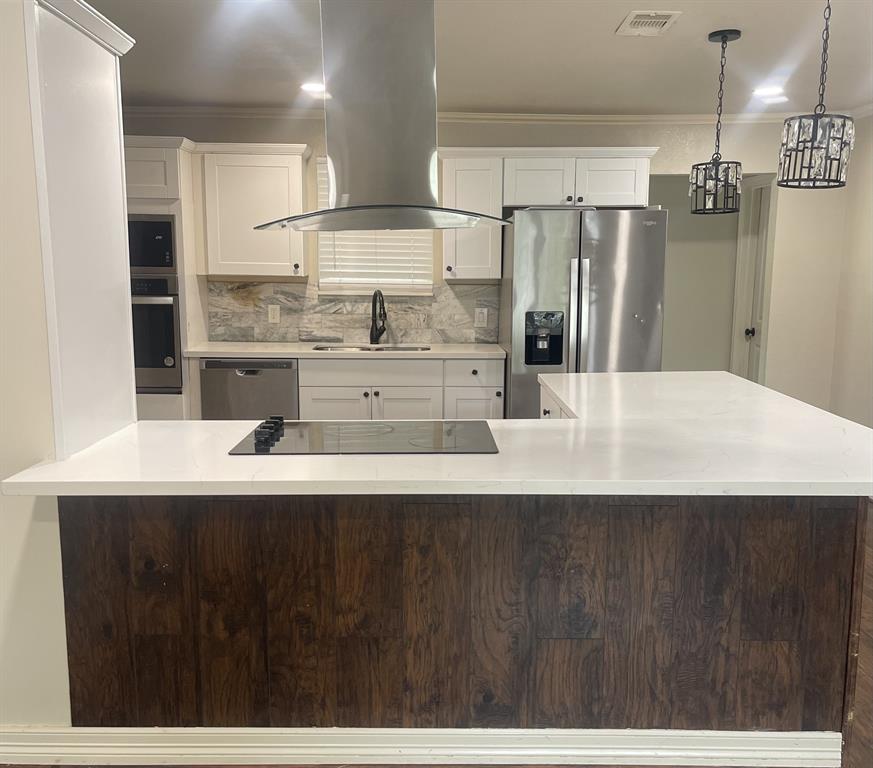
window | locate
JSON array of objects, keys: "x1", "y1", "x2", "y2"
[{"x1": 316, "y1": 158, "x2": 433, "y2": 293}]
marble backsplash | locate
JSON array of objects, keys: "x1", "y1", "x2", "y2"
[{"x1": 208, "y1": 281, "x2": 501, "y2": 344}]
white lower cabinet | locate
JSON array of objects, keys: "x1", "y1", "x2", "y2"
[
  {"x1": 298, "y1": 359, "x2": 505, "y2": 421},
  {"x1": 540, "y1": 388, "x2": 561, "y2": 419},
  {"x1": 373, "y1": 387, "x2": 443, "y2": 420},
  {"x1": 444, "y1": 387, "x2": 504, "y2": 419},
  {"x1": 299, "y1": 386, "x2": 371, "y2": 420}
]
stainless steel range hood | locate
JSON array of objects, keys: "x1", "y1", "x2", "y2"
[{"x1": 255, "y1": 0, "x2": 507, "y2": 232}]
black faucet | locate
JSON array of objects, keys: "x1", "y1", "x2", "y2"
[{"x1": 369, "y1": 289, "x2": 387, "y2": 344}]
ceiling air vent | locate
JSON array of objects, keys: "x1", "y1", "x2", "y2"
[{"x1": 615, "y1": 10, "x2": 681, "y2": 36}]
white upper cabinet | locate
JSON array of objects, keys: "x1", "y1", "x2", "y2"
[
  {"x1": 574, "y1": 158, "x2": 649, "y2": 206},
  {"x1": 441, "y1": 157, "x2": 504, "y2": 280},
  {"x1": 503, "y1": 157, "x2": 576, "y2": 205},
  {"x1": 125, "y1": 147, "x2": 180, "y2": 199},
  {"x1": 204, "y1": 151, "x2": 305, "y2": 277}
]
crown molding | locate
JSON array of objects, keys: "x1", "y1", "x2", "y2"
[
  {"x1": 0, "y1": 726, "x2": 841, "y2": 766},
  {"x1": 38, "y1": 0, "x2": 134, "y2": 57},
  {"x1": 122, "y1": 104, "x2": 873, "y2": 127},
  {"x1": 439, "y1": 146, "x2": 659, "y2": 159},
  {"x1": 123, "y1": 104, "x2": 326, "y2": 121}
]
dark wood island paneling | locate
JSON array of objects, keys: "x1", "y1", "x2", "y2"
[{"x1": 57, "y1": 494, "x2": 865, "y2": 733}]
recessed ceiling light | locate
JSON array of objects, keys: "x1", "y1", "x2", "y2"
[
  {"x1": 761, "y1": 95, "x2": 789, "y2": 104},
  {"x1": 301, "y1": 82, "x2": 326, "y2": 94},
  {"x1": 753, "y1": 85, "x2": 784, "y2": 98}
]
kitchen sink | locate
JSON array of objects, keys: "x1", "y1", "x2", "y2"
[{"x1": 312, "y1": 344, "x2": 431, "y2": 352}]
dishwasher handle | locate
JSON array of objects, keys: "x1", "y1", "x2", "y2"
[{"x1": 200, "y1": 358, "x2": 298, "y2": 371}]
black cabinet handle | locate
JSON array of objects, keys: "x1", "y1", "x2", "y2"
[
  {"x1": 472, "y1": 369, "x2": 478, "y2": 376},
  {"x1": 543, "y1": 408, "x2": 551, "y2": 416},
  {"x1": 565, "y1": 195, "x2": 573, "y2": 202},
  {"x1": 293, "y1": 263, "x2": 300, "y2": 270},
  {"x1": 363, "y1": 391, "x2": 370, "y2": 398},
  {"x1": 576, "y1": 196, "x2": 584, "y2": 203},
  {"x1": 744, "y1": 327, "x2": 756, "y2": 338},
  {"x1": 373, "y1": 390, "x2": 380, "y2": 397},
  {"x1": 496, "y1": 391, "x2": 502, "y2": 397},
  {"x1": 446, "y1": 265, "x2": 453, "y2": 272}
]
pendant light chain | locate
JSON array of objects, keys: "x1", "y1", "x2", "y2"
[
  {"x1": 777, "y1": 0, "x2": 854, "y2": 189},
  {"x1": 713, "y1": 35, "x2": 728, "y2": 160},
  {"x1": 816, "y1": 0, "x2": 831, "y2": 114}
]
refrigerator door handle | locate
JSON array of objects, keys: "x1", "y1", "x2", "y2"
[
  {"x1": 578, "y1": 257, "x2": 590, "y2": 373},
  {"x1": 568, "y1": 256, "x2": 579, "y2": 372}
]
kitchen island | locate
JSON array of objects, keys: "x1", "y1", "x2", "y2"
[{"x1": 2, "y1": 373, "x2": 871, "y2": 762}]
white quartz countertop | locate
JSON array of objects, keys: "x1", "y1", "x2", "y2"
[
  {"x1": 184, "y1": 342, "x2": 506, "y2": 359},
  {"x1": 3, "y1": 372, "x2": 871, "y2": 498}
]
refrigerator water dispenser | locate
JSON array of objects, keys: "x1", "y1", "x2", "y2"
[{"x1": 524, "y1": 311, "x2": 564, "y2": 365}]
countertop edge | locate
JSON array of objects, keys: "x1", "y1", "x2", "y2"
[
  {"x1": 5, "y1": 479, "x2": 873, "y2": 498},
  {"x1": 184, "y1": 344, "x2": 507, "y2": 360}
]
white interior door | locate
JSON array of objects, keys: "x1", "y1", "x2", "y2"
[{"x1": 730, "y1": 176, "x2": 776, "y2": 382}]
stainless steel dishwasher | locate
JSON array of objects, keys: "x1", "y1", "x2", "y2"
[{"x1": 200, "y1": 359, "x2": 299, "y2": 420}]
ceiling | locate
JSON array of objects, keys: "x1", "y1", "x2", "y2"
[{"x1": 91, "y1": 0, "x2": 873, "y2": 115}]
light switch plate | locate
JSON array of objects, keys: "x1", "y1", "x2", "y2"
[
  {"x1": 268, "y1": 305, "x2": 280, "y2": 324},
  {"x1": 474, "y1": 308, "x2": 488, "y2": 328}
]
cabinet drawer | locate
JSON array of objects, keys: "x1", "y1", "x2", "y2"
[
  {"x1": 299, "y1": 358, "x2": 443, "y2": 387},
  {"x1": 444, "y1": 359, "x2": 503, "y2": 387}
]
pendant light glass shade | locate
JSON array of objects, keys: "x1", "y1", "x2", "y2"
[
  {"x1": 690, "y1": 30, "x2": 742, "y2": 215},
  {"x1": 777, "y1": 1, "x2": 853, "y2": 189},
  {"x1": 689, "y1": 159, "x2": 742, "y2": 214}
]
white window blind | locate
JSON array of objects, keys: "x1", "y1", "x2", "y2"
[{"x1": 316, "y1": 158, "x2": 433, "y2": 291}]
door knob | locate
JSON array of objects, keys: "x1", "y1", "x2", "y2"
[
  {"x1": 576, "y1": 196, "x2": 584, "y2": 203},
  {"x1": 363, "y1": 391, "x2": 370, "y2": 398},
  {"x1": 373, "y1": 390, "x2": 380, "y2": 397},
  {"x1": 543, "y1": 408, "x2": 551, "y2": 416},
  {"x1": 496, "y1": 391, "x2": 502, "y2": 397},
  {"x1": 471, "y1": 369, "x2": 478, "y2": 376},
  {"x1": 565, "y1": 195, "x2": 573, "y2": 202},
  {"x1": 744, "y1": 327, "x2": 756, "y2": 337},
  {"x1": 446, "y1": 265, "x2": 453, "y2": 272}
]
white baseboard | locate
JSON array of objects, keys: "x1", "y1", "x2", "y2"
[{"x1": 0, "y1": 726, "x2": 842, "y2": 766}]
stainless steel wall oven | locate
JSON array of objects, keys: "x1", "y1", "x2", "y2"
[{"x1": 129, "y1": 215, "x2": 182, "y2": 393}]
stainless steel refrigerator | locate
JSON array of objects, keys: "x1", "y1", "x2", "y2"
[{"x1": 498, "y1": 207, "x2": 667, "y2": 418}]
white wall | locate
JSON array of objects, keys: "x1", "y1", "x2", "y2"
[
  {"x1": 830, "y1": 116, "x2": 873, "y2": 427},
  {"x1": 650, "y1": 175, "x2": 739, "y2": 371},
  {"x1": 764, "y1": 181, "x2": 849, "y2": 410},
  {"x1": 0, "y1": 0, "x2": 70, "y2": 726}
]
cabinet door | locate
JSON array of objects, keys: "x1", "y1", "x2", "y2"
[
  {"x1": 540, "y1": 387, "x2": 561, "y2": 419},
  {"x1": 574, "y1": 158, "x2": 649, "y2": 206},
  {"x1": 503, "y1": 158, "x2": 575, "y2": 205},
  {"x1": 372, "y1": 386, "x2": 443, "y2": 420},
  {"x1": 444, "y1": 387, "x2": 504, "y2": 419},
  {"x1": 125, "y1": 147, "x2": 180, "y2": 199},
  {"x1": 204, "y1": 153, "x2": 305, "y2": 277},
  {"x1": 299, "y1": 386, "x2": 371, "y2": 420},
  {"x1": 441, "y1": 158, "x2": 503, "y2": 279}
]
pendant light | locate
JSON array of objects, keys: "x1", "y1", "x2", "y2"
[
  {"x1": 690, "y1": 30, "x2": 743, "y2": 214},
  {"x1": 777, "y1": 0, "x2": 854, "y2": 188}
]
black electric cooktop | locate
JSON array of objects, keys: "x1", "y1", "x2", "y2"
[{"x1": 230, "y1": 416, "x2": 499, "y2": 455}]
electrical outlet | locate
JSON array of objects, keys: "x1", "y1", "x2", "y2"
[
  {"x1": 474, "y1": 308, "x2": 488, "y2": 328},
  {"x1": 268, "y1": 305, "x2": 280, "y2": 324}
]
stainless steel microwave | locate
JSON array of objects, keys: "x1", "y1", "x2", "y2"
[{"x1": 128, "y1": 214, "x2": 175, "y2": 274}]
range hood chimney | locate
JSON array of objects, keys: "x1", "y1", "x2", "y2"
[{"x1": 256, "y1": 0, "x2": 507, "y2": 232}]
